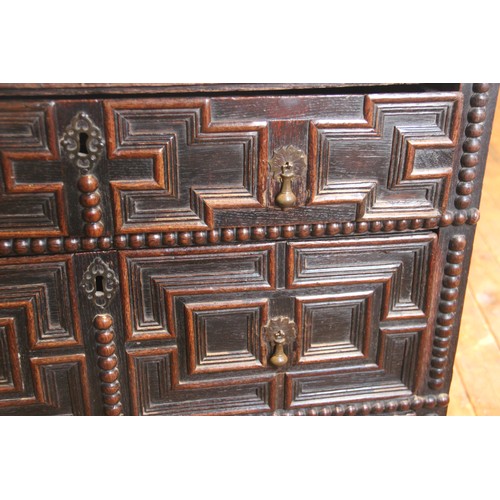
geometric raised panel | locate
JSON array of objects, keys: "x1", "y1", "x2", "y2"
[
  {"x1": 104, "y1": 99, "x2": 267, "y2": 233},
  {"x1": 0, "y1": 253, "x2": 90, "y2": 414},
  {"x1": 119, "y1": 244, "x2": 276, "y2": 341},
  {"x1": 0, "y1": 351, "x2": 91, "y2": 415},
  {"x1": 29, "y1": 355, "x2": 91, "y2": 415},
  {"x1": 295, "y1": 292, "x2": 373, "y2": 364},
  {"x1": 121, "y1": 234, "x2": 438, "y2": 414},
  {"x1": 283, "y1": 233, "x2": 438, "y2": 410},
  {"x1": 308, "y1": 93, "x2": 462, "y2": 220},
  {"x1": 0, "y1": 102, "x2": 67, "y2": 237},
  {"x1": 102, "y1": 93, "x2": 463, "y2": 234},
  {"x1": 127, "y1": 347, "x2": 276, "y2": 415},
  {"x1": 287, "y1": 233, "x2": 437, "y2": 320},
  {"x1": 377, "y1": 326, "x2": 422, "y2": 390},
  {"x1": 0, "y1": 255, "x2": 82, "y2": 349},
  {"x1": 284, "y1": 367, "x2": 413, "y2": 409},
  {"x1": 285, "y1": 325, "x2": 425, "y2": 407},
  {"x1": 184, "y1": 298, "x2": 269, "y2": 374}
]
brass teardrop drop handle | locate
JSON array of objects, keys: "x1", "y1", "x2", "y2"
[
  {"x1": 263, "y1": 316, "x2": 297, "y2": 368},
  {"x1": 269, "y1": 145, "x2": 307, "y2": 210},
  {"x1": 269, "y1": 337, "x2": 288, "y2": 367},
  {"x1": 275, "y1": 164, "x2": 297, "y2": 209}
]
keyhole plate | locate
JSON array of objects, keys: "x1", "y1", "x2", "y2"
[
  {"x1": 60, "y1": 111, "x2": 104, "y2": 171},
  {"x1": 80, "y1": 257, "x2": 119, "y2": 309}
]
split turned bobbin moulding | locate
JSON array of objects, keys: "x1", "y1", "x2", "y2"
[{"x1": 0, "y1": 83, "x2": 496, "y2": 416}]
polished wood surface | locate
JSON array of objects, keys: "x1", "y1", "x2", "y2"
[
  {"x1": 0, "y1": 84, "x2": 497, "y2": 415},
  {"x1": 448, "y1": 97, "x2": 500, "y2": 416}
]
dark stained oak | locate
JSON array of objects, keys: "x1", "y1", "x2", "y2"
[{"x1": 0, "y1": 83, "x2": 497, "y2": 415}]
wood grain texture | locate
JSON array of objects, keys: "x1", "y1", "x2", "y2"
[
  {"x1": 0, "y1": 255, "x2": 82, "y2": 349},
  {"x1": 0, "y1": 83, "x2": 497, "y2": 415},
  {"x1": 0, "y1": 102, "x2": 67, "y2": 237},
  {"x1": 0, "y1": 83, "x2": 461, "y2": 97},
  {"x1": 118, "y1": 234, "x2": 441, "y2": 413},
  {"x1": 308, "y1": 93, "x2": 462, "y2": 220}
]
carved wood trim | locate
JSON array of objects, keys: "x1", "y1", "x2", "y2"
[
  {"x1": 94, "y1": 314, "x2": 123, "y2": 416},
  {"x1": 0, "y1": 255, "x2": 82, "y2": 349},
  {"x1": 127, "y1": 347, "x2": 277, "y2": 415},
  {"x1": 455, "y1": 83, "x2": 491, "y2": 209},
  {"x1": 0, "y1": 318, "x2": 23, "y2": 394},
  {"x1": 0, "y1": 353, "x2": 91, "y2": 414},
  {"x1": 30, "y1": 354, "x2": 91, "y2": 414},
  {"x1": 308, "y1": 93, "x2": 463, "y2": 220},
  {"x1": 428, "y1": 235, "x2": 466, "y2": 390},
  {"x1": 261, "y1": 393, "x2": 449, "y2": 416},
  {"x1": 119, "y1": 244, "x2": 276, "y2": 341},
  {"x1": 103, "y1": 98, "x2": 269, "y2": 233},
  {"x1": 0, "y1": 209, "x2": 481, "y2": 256},
  {"x1": 0, "y1": 102, "x2": 68, "y2": 237}
]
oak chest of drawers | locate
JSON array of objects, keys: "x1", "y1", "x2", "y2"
[{"x1": 0, "y1": 83, "x2": 496, "y2": 416}]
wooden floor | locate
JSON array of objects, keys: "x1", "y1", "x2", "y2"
[{"x1": 447, "y1": 99, "x2": 500, "y2": 416}]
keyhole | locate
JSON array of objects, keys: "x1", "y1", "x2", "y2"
[
  {"x1": 95, "y1": 275, "x2": 104, "y2": 296},
  {"x1": 79, "y1": 132, "x2": 89, "y2": 155}
]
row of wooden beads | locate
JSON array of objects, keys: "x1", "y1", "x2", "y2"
[
  {"x1": 94, "y1": 314, "x2": 123, "y2": 416},
  {"x1": 428, "y1": 235, "x2": 466, "y2": 390},
  {"x1": 0, "y1": 236, "x2": 112, "y2": 255},
  {"x1": 269, "y1": 394, "x2": 449, "y2": 416},
  {"x1": 456, "y1": 83, "x2": 490, "y2": 209},
  {"x1": 0, "y1": 210, "x2": 480, "y2": 255},
  {"x1": 78, "y1": 174, "x2": 105, "y2": 238}
]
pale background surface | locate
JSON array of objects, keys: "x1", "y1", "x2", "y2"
[{"x1": 448, "y1": 98, "x2": 500, "y2": 416}]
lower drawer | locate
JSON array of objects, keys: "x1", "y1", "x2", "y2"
[
  {"x1": 0, "y1": 232, "x2": 448, "y2": 415},
  {"x1": 120, "y1": 232, "x2": 441, "y2": 415}
]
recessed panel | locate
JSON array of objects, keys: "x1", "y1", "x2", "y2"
[
  {"x1": 184, "y1": 299, "x2": 268, "y2": 374},
  {"x1": 295, "y1": 292, "x2": 374, "y2": 364}
]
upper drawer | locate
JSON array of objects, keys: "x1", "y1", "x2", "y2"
[{"x1": 0, "y1": 91, "x2": 464, "y2": 239}]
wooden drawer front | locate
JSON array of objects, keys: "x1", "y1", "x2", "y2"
[
  {"x1": 121, "y1": 233, "x2": 439, "y2": 415},
  {"x1": 0, "y1": 255, "x2": 91, "y2": 415},
  {"x1": 0, "y1": 93, "x2": 462, "y2": 239},
  {"x1": 105, "y1": 92, "x2": 462, "y2": 234}
]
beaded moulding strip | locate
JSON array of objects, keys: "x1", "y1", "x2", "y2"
[
  {"x1": 0, "y1": 209, "x2": 480, "y2": 256},
  {"x1": 428, "y1": 235, "x2": 466, "y2": 390},
  {"x1": 260, "y1": 393, "x2": 450, "y2": 416},
  {"x1": 455, "y1": 83, "x2": 491, "y2": 210}
]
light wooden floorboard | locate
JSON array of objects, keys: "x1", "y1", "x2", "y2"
[
  {"x1": 448, "y1": 98, "x2": 500, "y2": 416},
  {"x1": 448, "y1": 363, "x2": 476, "y2": 416}
]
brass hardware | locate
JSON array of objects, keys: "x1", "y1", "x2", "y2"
[
  {"x1": 61, "y1": 112, "x2": 105, "y2": 171},
  {"x1": 269, "y1": 145, "x2": 307, "y2": 210},
  {"x1": 275, "y1": 164, "x2": 296, "y2": 209},
  {"x1": 81, "y1": 257, "x2": 119, "y2": 308},
  {"x1": 263, "y1": 316, "x2": 297, "y2": 368}
]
